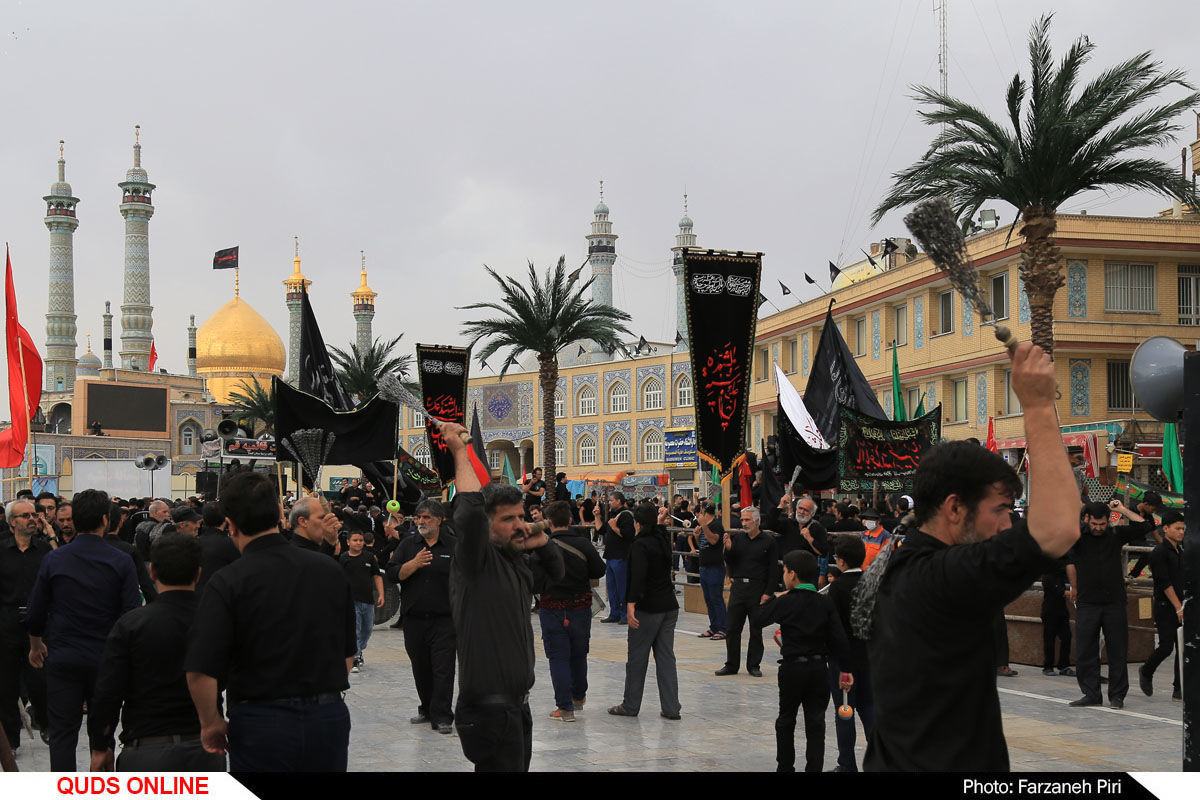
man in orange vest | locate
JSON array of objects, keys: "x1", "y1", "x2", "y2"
[{"x1": 859, "y1": 508, "x2": 892, "y2": 570}]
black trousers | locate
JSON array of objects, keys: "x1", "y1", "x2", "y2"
[
  {"x1": 0, "y1": 616, "x2": 46, "y2": 750},
  {"x1": 725, "y1": 582, "x2": 766, "y2": 672},
  {"x1": 991, "y1": 608, "x2": 1010, "y2": 667},
  {"x1": 776, "y1": 660, "x2": 830, "y2": 773},
  {"x1": 45, "y1": 660, "x2": 97, "y2": 771},
  {"x1": 455, "y1": 700, "x2": 532, "y2": 772},
  {"x1": 1042, "y1": 610, "x2": 1072, "y2": 670},
  {"x1": 116, "y1": 738, "x2": 227, "y2": 771},
  {"x1": 403, "y1": 615, "x2": 457, "y2": 726},
  {"x1": 1075, "y1": 601, "x2": 1128, "y2": 702},
  {"x1": 1144, "y1": 602, "x2": 1181, "y2": 693}
]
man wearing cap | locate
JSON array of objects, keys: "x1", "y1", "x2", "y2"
[
  {"x1": 170, "y1": 505, "x2": 203, "y2": 536},
  {"x1": 858, "y1": 507, "x2": 891, "y2": 570}
]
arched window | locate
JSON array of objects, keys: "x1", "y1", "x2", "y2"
[
  {"x1": 487, "y1": 450, "x2": 501, "y2": 471},
  {"x1": 642, "y1": 428, "x2": 664, "y2": 462},
  {"x1": 642, "y1": 377, "x2": 664, "y2": 410},
  {"x1": 675, "y1": 373, "x2": 693, "y2": 408},
  {"x1": 555, "y1": 437, "x2": 566, "y2": 467},
  {"x1": 609, "y1": 431, "x2": 630, "y2": 463},
  {"x1": 578, "y1": 434, "x2": 597, "y2": 466},
  {"x1": 578, "y1": 384, "x2": 596, "y2": 416},
  {"x1": 414, "y1": 444, "x2": 432, "y2": 469},
  {"x1": 554, "y1": 390, "x2": 565, "y2": 419},
  {"x1": 180, "y1": 422, "x2": 200, "y2": 455},
  {"x1": 412, "y1": 409, "x2": 425, "y2": 428},
  {"x1": 609, "y1": 381, "x2": 629, "y2": 413}
]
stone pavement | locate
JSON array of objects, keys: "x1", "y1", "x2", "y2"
[{"x1": 10, "y1": 595, "x2": 1186, "y2": 772}]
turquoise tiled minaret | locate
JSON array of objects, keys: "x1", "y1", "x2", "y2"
[
  {"x1": 351, "y1": 251, "x2": 376, "y2": 353},
  {"x1": 670, "y1": 194, "x2": 697, "y2": 352},
  {"x1": 43, "y1": 140, "x2": 80, "y2": 392},
  {"x1": 102, "y1": 301, "x2": 114, "y2": 369},
  {"x1": 283, "y1": 237, "x2": 311, "y2": 384},
  {"x1": 118, "y1": 125, "x2": 156, "y2": 371},
  {"x1": 588, "y1": 181, "x2": 617, "y2": 310}
]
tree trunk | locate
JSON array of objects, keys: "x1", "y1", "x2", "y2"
[
  {"x1": 1017, "y1": 205, "x2": 1063, "y2": 357},
  {"x1": 539, "y1": 356, "x2": 559, "y2": 501}
]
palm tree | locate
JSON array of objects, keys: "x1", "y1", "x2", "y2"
[
  {"x1": 329, "y1": 334, "x2": 415, "y2": 404},
  {"x1": 227, "y1": 378, "x2": 275, "y2": 436},
  {"x1": 460, "y1": 256, "x2": 634, "y2": 496},
  {"x1": 872, "y1": 14, "x2": 1199, "y2": 355}
]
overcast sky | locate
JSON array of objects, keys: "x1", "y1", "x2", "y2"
[{"x1": 2, "y1": 0, "x2": 1196, "y2": 406}]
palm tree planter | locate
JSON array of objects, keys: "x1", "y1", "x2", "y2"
[
  {"x1": 873, "y1": 14, "x2": 1199, "y2": 356},
  {"x1": 461, "y1": 257, "x2": 633, "y2": 498}
]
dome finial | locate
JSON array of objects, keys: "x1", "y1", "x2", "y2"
[
  {"x1": 295, "y1": 236, "x2": 300, "y2": 259},
  {"x1": 57, "y1": 139, "x2": 66, "y2": 182},
  {"x1": 683, "y1": 190, "x2": 688, "y2": 216},
  {"x1": 599, "y1": 179, "x2": 604, "y2": 204},
  {"x1": 86, "y1": 334, "x2": 92, "y2": 352},
  {"x1": 132, "y1": 124, "x2": 142, "y2": 167}
]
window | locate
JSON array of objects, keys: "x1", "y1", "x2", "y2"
[
  {"x1": 181, "y1": 424, "x2": 198, "y2": 455},
  {"x1": 675, "y1": 374, "x2": 693, "y2": 408},
  {"x1": 854, "y1": 317, "x2": 867, "y2": 356},
  {"x1": 578, "y1": 434, "x2": 597, "y2": 466},
  {"x1": 990, "y1": 272, "x2": 1009, "y2": 321},
  {"x1": 952, "y1": 378, "x2": 968, "y2": 422},
  {"x1": 1105, "y1": 261, "x2": 1156, "y2": 312},
  {"x1": 642, "y1": 428, "x2": 664, "y2": 462},
  {"x1": 554, "y1": 390, "x2": 565, "y2": 418},
  {"x1": 1179, "y1": 265, "x2": 1200, "y2": 325},
  {"x1": 937, "y1": 290, "x2": 954, "y2": 335},
  {"x1": 1004, "y1": 369, "x2": 1021, "y2": 415},
  {"x1": 555, "y1": 437, "x2": 566, "y2": 467},
  {"x1": 893, "y1": 304, "x2": 908, "y2": 346},
  {"x1": 414, "y1": 444, "x2": 432, "y2": 469},
  {"x1": 577, "y1": 384, "x2": 596, "y2": 416},
  {"x1": 906, "y1": 387, "x2": 921, "y2": 414},
  {"x1": 1107, "y1": 360, "x2": 1136, "y2": 411},
  {"x1": 609, "y1": 431, "x2": 630, "y2": 463},
  {"x1": 759, "y1": 347, "x2": 769, "y2": 381},
  {"x1": 487, "y1": 450, "x2": 501, "y2": 471},
  {"x1": 608, "y1": 382, "x2": 629, "y2": 413},
  {"x1": 412, "y1": 409, "x2": 425, "y2": 428},
  {"x1": 786, "y1": 339, "x2": 798, "y2": 373},
  {"x1": 643, "y1": 377, "x2": 664, "y2": 410}
]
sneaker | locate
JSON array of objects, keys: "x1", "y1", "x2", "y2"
[
  {"x1": 1138, "y1": 664, "x2": 1153, "y2": 696},
  {"x1": 573, "y1": 698, "x2": 586, "y2": 711},
  {"x1": 1069, "y1": 696, "x2": 1101, "y2": 707},
  {"x1": 549, "y1": 708, "x2": 576, "y2": 722},
  {"x1": 1042, "y1": 667, "x2": 1057, "y2": 676},
  {"x1": 350, "y1": 663, "x2": 360, "y2": 673},
  {"x1": 997, "y1": 666, "x2": 1018, "y2": 677}
]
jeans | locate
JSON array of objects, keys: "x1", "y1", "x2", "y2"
[
  {"x1": 354, "y1": 601, "x2": 375, "y2": 659},
  {"x1": 1143, "y1": 602, "x2": 1181, "y2": 693},
  {"x1": 827, "y1": 659, "x2": 875, "y2": 772},
  {"x1": 699, "y1": 567, "x2": 727, "y2": 634},
  {"x1": 227, "y1": 697, "x2": 350, "y2": 772},
  {"x1": 539, "y1": 608, "x2": 592, "y2": 710},
  {"x1": 621, "y1": 607, "x2": 680, "y2": 716},
  {"x1": 45, "y1": 660, "x2": 97, "y2": 771},
  {"x1": 1076, "y1": 601, "x2": 1128, "y2": 702},
  {"x1": 455, "y1": 701, "x2": 532, "y2": 772},
  {"x1": 777, "y1": 659, "x2": 830, "y2": 772},
  {"x1": 605, "y1": 559, "x2": 628, "y2": 620}
]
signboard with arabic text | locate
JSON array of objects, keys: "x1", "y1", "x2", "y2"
[
  {"x1": 836, "y1": 404, "x2": 942, "y2": 493},
  {"x1": 416, "y1": 344, "x2": 471, "y2": 486},
  {"x1": 664, "y1": 428, "x2": 698, "y2": 469},
  {"x1": 222, "y1": 438, "x2": 277, "y2": 460}
]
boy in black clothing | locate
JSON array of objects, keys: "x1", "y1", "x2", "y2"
[
  {"x1": 1040, "y1": 559, "x2": 1074, "y2": 676},
  {"x1": 755, "y1": 549, "x2": 852, "y2": 773}
]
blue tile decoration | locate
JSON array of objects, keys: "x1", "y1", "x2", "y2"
[
  {"x1": 406, "y1": 434, "x2": 425, "y2": 451},
  {"x1": 572, "y1": 422, "x2": 599, "y2": 446},
  {"x1": 1067, "y1": 259, "x2": 1087, "y2": 318},
  {"x1": 914, "y1": 296, "x2": 925, "y2": 350},
  {"x1": 975, "y1": 371, "x2": 987, "y2": 425},
  {"x1": 1019, "y1": 282, "x2": 1030, "y2": 323},
  {"x1": 801, "y1": 332, "x2": 810, "y2": 376},
  {"x1": 671, "y1": 361, "x2": 692, "y2": 381},
  {"x1": 603, "y1": 368, "x2": 631, "y2": 394},
  {"x1": 871, "y1": 311, "x2": 881, "y2": 359},
  {"x1": 926, "y1": 381, "x2": 937, "y2": 412},
  {"x1": 517, "y1": 381, "x2": 534, "y2": 426},
  {"x1": 480, "y1": 384, "x2": 519, "y2": 427},
  {"x1": 636, "y1": 364, "x2": 667, "y2": 410},
  {"x1": 883, "y1": 390, "x2": 893, "y2": 420},
  {"x1": 1069, "y1": 359, "x2": 1091, "y2": 417},
  {"x1": 636, "y1": 417, "x2": 666, "y2": 442},
  {"x1": 673, "y1": 414, "x2": 695, "y2": 428},
  {"x1": 962, "y1": 296, "x2": 974, "y2": 337}
]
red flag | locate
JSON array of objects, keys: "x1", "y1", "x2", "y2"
[
  {"x1": 737, "y1": 459, "x2": 753, "y2": 509},
  {"x1": 0, "y1": 248, "x2": 44, "y2": 468},
  {"x1": 985, "y1": 417, "x2": 998, "y2": 454},
  {"x1": 149, "y1": 340, "x2": 158, "y2": 371},
  {"x1": 465, "y1": 446, "x2": 491, "y2": 487}
]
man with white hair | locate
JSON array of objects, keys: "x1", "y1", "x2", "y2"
[
  {"x1": 0, "y1": 500, "x2": 52, "y2": 752},
  {"x1": 288, "y1": 496, "x2": 340, "y2": 557},
  {"x1": 715, "y1": 505, "x2": 781, "y2": 678}
]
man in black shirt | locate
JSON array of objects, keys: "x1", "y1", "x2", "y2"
[
  {"x1": 386, "y1": 499, "x2": 457, "y2": 732},
  {"x1": 1139, "y1": 510, "x2": 1185, "y2": 700},
  {"x1": 89, "y1": 533, "x2": 225, "y2": 771},
  {"x1": 863, "y1": 342, "x2": 1080, "y2": 772},
  {"x1": 522, "y1": 467, "x2": 546, "y2": 516},
  {"x1": 599, "y1": 492, "x2": 635, "y2": 624},
  {"x1": 538, "y1": 500, "x2": 605, "y2": 722},
  {"x1": 1067, "y1": 500, "x2": 1153, "y2": 709},
  {"x1": 288, "y1": 495, "x2": 339, "y2": 557},
  {"x1": 340, "y1": 530, "x2": 384, "y2": 673},
  {"x1": 185, "y1": 471, "x2": 356, "y2": 772},
  {"x1": 716, "y1": 506, "x2": 781, "y2": 677},
  {"x1": 195, "y1": 501, "x2": 240, "y2": 596},
  {"x1": 444, "y1": 423, "x2": 564, "y2": 772},
  {"x1": 689, "y1": 502, "x2": 727, "y2": 639},
  {"x1": 0, "y1": 500, "x2": 51, "y2": 751}
]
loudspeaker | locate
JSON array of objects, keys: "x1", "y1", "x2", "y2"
[
  {"x1": 1131, "y1": 336, "x2": 1185, "y2": 422},
  {"x1": 140, "y1": 454, "x2": 157, "y2": 469},
  {"x1": 196, "y1": 471, "x2": 218, "y2": 495},
  {"x1": 217, "y1": 419, "x2": 239, "y2": 440},
  {"x1": 200, "y1": 429, "x2": 218, "y2": 444},
  {"x1": 155, "y1": 454, "x2": 168, "y2": 469}
]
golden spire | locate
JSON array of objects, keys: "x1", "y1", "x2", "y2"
[
  {"x1": 284, "y1": 235, "x2": 311, "y2": 291},
  {"x1": 352, "y1": 250, "x2": 376, "y2": 302},
  {"x1": 86, "y1": 334, "x2": 92, "y2": 352}
]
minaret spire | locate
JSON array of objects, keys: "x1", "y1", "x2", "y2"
[
  {"x1": 351, "y1": 250, "x2": 377, "y2": 353},
  {"x1": 118, "y1": 124, "x2": 156, "y2": 370},
  {"x1": 44, "y1": 139, "x2": 80, "y2": 392},
  {"x1": 671, "y1": 192, "x2": 697, "y2": 352},
  {"x1": 283, "y1": 237, "x2": 311, "y2": 383}
]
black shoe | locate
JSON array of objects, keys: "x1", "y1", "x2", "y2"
[
  {"x1": 1068, "y1": 696, "x2": 1101, "y2": 707},
  {"x1": 434, "y1": 723, "x2": 453, "y2": 734},
  {"x1": 1138, "y1": 665, "x2": 1153, "y2": 696},
  {"x1": 1172, "y1": 688, "x2": 1182, "y2": 701},
  {"x1": 747, "y1": 667, "x2": 763, "y2": 677},
  {"x1": 660, "y1": 711, "x2": 681, "y2": 720},
  {"x1": 714, "y1": 666, "x2": 738, "y2": 676},
  {"x1": 600, "y1": 616, "x2": 619, "y2": 624},
  {"x1": 39, "y1": 728, "x2": 50, "y2": 745},
  {"x1": 1058, "y1": 667, "x2": 1076, "y2": 677},
  {"x1": 618, "y1": 618, "x2": 627, "y2": 625},
  {"x1": 1109, "y1": 699, "x2": 1124, "y2": 709},
  {"x1": 1042, "y1": 667, "x2": 1057, "y2": 676},
  {"x1": 389, "y1": 619, "x2": 404, "y2": 629},
  {"x1": 409, "y1": 713, "x2": 429, "y2": 724}
]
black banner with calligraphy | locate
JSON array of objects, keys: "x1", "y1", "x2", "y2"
[
  {"x1": 682, "y1": 250, "x2": 762, "y2": 476},
  {"x1": 298, "y1": 287, "x2": 354, "y2": 411},
  {"x1": 777, "y1": 398, "x2": 838, "y2": 491},
  {"x1": 222, "y1": 438, "x2": 277, "y2": 460},
  {"x1": 806, "y1": 310, "x2": 887, "y2": 445},
  {"x1": 416, "y1": 344, "x2": 471, "y2": 486},
  {"x1": 836, "y1": 404, "x2": 942, "y2": 493}
]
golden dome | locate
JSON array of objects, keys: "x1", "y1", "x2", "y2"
[{"x1": 196, "y1": 296, "x2": 286, "y2": 404}]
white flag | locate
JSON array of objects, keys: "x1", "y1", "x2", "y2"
[{"x1": 774, "y1": 364, "x2": 832, "y2": 450}]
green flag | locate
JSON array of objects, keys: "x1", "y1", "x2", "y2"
[
  {"x1": 913, "y1": 392, "x2": 926, "y2": 418},
  {"x1": 711, "y1": 463, "x2": 721, "y2": 504},
  {"x1": 891, "y1": 341, "x2": 906, "y2": 422},
  {"x1": 1162, "y1": 423, "x2": 1184, "y2": 493},
  {"x1": 502, "y1": 455, "x2": 518, "y2": 486}
]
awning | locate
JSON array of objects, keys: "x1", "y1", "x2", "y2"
[{"x1": 994, "y1": 432, "x2": 1101, "y2": 478}]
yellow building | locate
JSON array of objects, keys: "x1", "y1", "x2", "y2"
[{"x1": 748, "y1": 212, "x2": 1200, "y2": 495}]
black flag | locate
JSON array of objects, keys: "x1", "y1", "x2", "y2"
[
  {"x1": 881, "y1": 238, "x2": 899, "y2": 257},
  {"x1": 298, "y1": 288, "x2": 353, "y2": 410},
  {"x1": 416, "y1": 344, "x2": 471, "y2": 486},
  {"x1": 804, "y1": 273, "x2": 817, "y2": 285},
  {"x1": 674, "y1": 331, "x2": 683, "y2": 345},
  {"x1": 758, "y1": 292, "x2": 769, "y2": 308},
  {"x1": 804, "y1": 310, "x2": 886, "y2": 444},
  {"x1": 779, "y1": 280, "x2": 792, "y2": 296},
  {"x1": 861, "y1": 249, "x2": 878, "y2": 268},
  {"x1": 637, "y1": 335, "x2": 647, "y2": 353},
  {"x1": 470, "y1": 403, "x2": 489, "y2": 476},
  {"x1": 213, "y1": 247, "x2": 239, "y2": 270},
  {"x1": 828, "y1": 261, "x2": 841, "y2": 284},
  {"x1": 567, "y1": 263, "x2": 585, "y2": 283},
  {"x1": 577, "y1": 345, "x2": 586, "y2": 356}
]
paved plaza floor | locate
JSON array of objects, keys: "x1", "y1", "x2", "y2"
[{"x1": 10, "y1": 593, "x2": 1186, "y2": 772}]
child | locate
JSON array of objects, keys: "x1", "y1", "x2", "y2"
[
  {"x1": 340, "y1": 530, "x2": 384, "y2": 672},
  {"x1": 754, "y1": 549, "x2": 853, "y2": 773},
  {"x1": 1040, "y1": 558, "x2": 1074, "y2": 676}
]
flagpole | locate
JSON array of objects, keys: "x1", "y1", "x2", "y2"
[{"x1": 16, "y1": 318, "x2": 33, "y2": 494}]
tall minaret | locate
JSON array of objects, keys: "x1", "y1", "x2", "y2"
[
  {"x1": 43, "y1": 140, "x2": 80, "y2": 392},
  {"x1": 283, "y1": 237, "x2": 311, "y2": 383},
  {"x1": 351, "y1": 251, "x2": 377, "y2": 352},
  {"x1": 187, "y1": 315, "x2": 198, "y2": 376},
  {"x1": 102, "y1": 301, "x2": 114, "y2": 369},
  {"x1": 670, "y1": 193, "x2": 697, "y2": 352},
  {"x1": 587, "y1": 181, "x2": 617, "y2": 310},
  {"x1": 118, "y1": 125, "x2": 156, "y2": 371}
]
